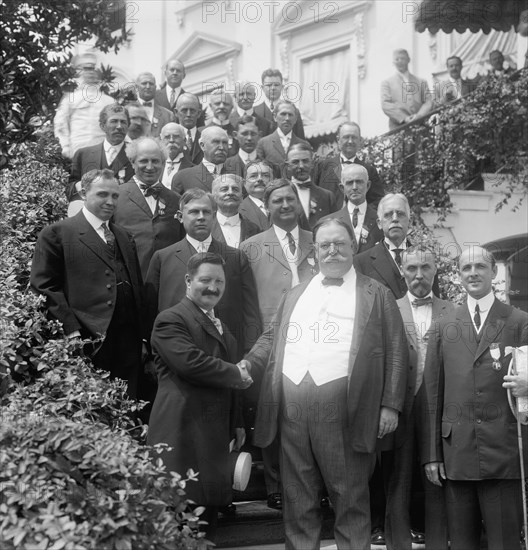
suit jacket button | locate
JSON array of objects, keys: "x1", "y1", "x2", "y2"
[
  {"x1": 476, "y1": 419, "x2": 482, "y2": 424},
  {"x1": 105, "y1": 270, "x2": 110, "y2": 275},
  {"x1": 475, "y1": 360, "x2": 480, "y2": 367},
  {"x1": 107, "y1": 301, "x2": 112, "y2": 306},
  {"x1": 106, "y1": 284, "x2": 111, "y2": 289},
  {"x1": 283, "y1": 271, "x2": 288, "y2": 275},
  {"x1": 410, "y1": 345, "x2": 414, "y2": 350},
  {"x1": 282, "y1": 289, "x2": 286, "y2": 293}
]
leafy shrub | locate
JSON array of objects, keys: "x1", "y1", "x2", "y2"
[{"x1": 0, "y1": 140, "x2": 205, "y2": 548}]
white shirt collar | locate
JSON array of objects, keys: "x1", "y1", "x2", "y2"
[
  {"x1": 202, "y1": 159, "x2": 223, "y2": 174},
  {"x1": 217, "y1": 212, "x2": 240, "y2": 226},
  {"x1": 467, "y1": 291, "x2": 495, "y2": 314},
  {"x1": 277, "y1": 128, "x2": 292, "y2": 140},
  {"x1": 212, "y1": 117, "x2": 232, "y2": 127},
  {"x1": 186, "y1": 234, "x2": 212, "y2": 252},
  {"x1": 103, "y1": 139, "x2": 124, "y2": 153},
  {"x1": 238, "y1": 149, "x2": 257, "y2": 162},
  {"x1": 407, "y1": 290, "x2": 434, "y2": 303},
  {"x1": 166, "y1": 85, "x2": 181, "y2": 100},
  {"x1": 237, "y1": 105, "x2": 254, "y2": 117},
  {"x1": 292, "y1": 178, "x2": 311, "y2": 188},
  {"x1": 347, "y1": 200, "x2": 366, "y2": 215},
  {"x1": 340, "y1": 153, "x2": 358, "y2": 163},
  {"x1": 82, "y1": 206, "x2": 106, "y2": 231},
  {"x1": 248, "y1": 195, "x2": 265, "y2": 208},
  {"x1": 449, "y1": 76, "x2": 461, "y2": 84},
  {"x1": 167, "y1": 153, "x2": 184, "y2": 164},
  {"x1": 397, "y1": 70, "x2": 411, "y2": 80},
  {"x1": 274, "y1": 224, "x2": 299, "y2": 242},
  {"x1": 384, "y1": 238, "x2": 407, "y2": 251}
]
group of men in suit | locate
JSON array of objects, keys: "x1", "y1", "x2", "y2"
[{"x1": 37, "y1": 52, "x2": 527, "y2": 548}]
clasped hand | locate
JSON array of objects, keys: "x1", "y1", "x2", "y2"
[{"x1": 235, "y1": 359, "x2": 253, "y2": 389}]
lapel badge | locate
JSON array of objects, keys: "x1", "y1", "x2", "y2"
[{"x1": 489, "y1": 343, "x2": 501, "y2": 371}]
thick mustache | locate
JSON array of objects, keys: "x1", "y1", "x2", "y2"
[{"x1": 202, "y1": 290, "x2": 220, "y2": 296}]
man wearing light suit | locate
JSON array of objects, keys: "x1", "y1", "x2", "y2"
[
  {"x1": 423, "y1": 246, "x2": 528, "y2": 550},
  {"x1": 319, "y1": 164, "x2": 383, "y2": 255},
  {"x1": 69, "y1": 104, "x2": 134, "y2": 200},
  {"x1": 238, "y1": 161, "x2": 273, "y2": 233},
  {"x1": 381, "y1": 49, "x2": 433, "y2": 130},
  {"x1": 240, "y1": 180, "x2": 315, "y2": 509},
  {"x1": 114, "y1": 137, "x2": 184, "y2": 280},
  {"x1": 135, "y1": 72, "x2": 175, "y2": 138},
  {"x1": 145, "y1": 189, "x2": 261, "y2": 358},
  {"x1": 384, "y1": 246, "x2": 453, "y2": 550},
  {"x1": 244, "y1": 217, "x2": 407, "y2": 549},
  {"x1": 31, "y1": 169, "x2": 144, "y2": 397},
  {"x1": 256, "y1": 100, "x2": 309, "y2": 172},
  {"x1": 171, "y1": 126, "x2": 228, "y2": 195}
]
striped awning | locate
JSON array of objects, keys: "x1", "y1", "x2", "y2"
[{"x1": 415, "y1": 0, "x2": 527, "y2": 34}]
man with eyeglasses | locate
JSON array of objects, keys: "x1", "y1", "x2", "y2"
[{"x1": 244, "y1": 217, "x2": 407, "y2": 548}]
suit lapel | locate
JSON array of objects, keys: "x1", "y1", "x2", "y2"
[
  {"x1": 264, "y1": 228, "x2": 290, "y2": 270},
  {"x1": 211, "y1": 218, "x2": 226, "y2": 244},
  {"x1": 348, "y1": 275, "x2": 376, "y2": 377},
  {"x1": 271, "y1": 132, "x2": 286, "y2": 157},
  {"x1": 475, "y1": 299, "x2": 508, "y2": 361},
  {"x1": 76, "y1": 212, "x2": 114, "y2": 269},
  {"x1": 456, "y1": 304, "x2": 479, "y2": 357},
  {"x1": 371, "y1": 243, "x2": 402, "y2": 296},
  {"x1": 96, "y1": 144, "x2": 108, "y2": 169},
  {"x1": 126, "y1": 181, "x2": 153, "y2": 217},
  {"x1": 400, "y1": 296, "x2": 419, "y2": 351},
  {"x1": 297, "y1": 229, "x2": 313, "y2": 266},
  {"x1": 181, "y1": 297, "x2": 227, "y2": 350}
]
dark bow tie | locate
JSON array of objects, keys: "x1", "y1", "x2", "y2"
[
  {"x1": 142, "y1": 101, "x2": 152, "y2": 107},
  {"x1": 412, "y1": 296, "x2": 433, "y2": 308},
  {"x1": 322, "y1": 277, "x2": 344, "y2": 287},
  {"x1": 140, "y1": 183, "x2": 164, "y2": 198},
  {"x1": 342, "y1": 160, "x2": 354, "y2": 165},
  {"x1": 296, "y1": 182, "x2": 311, "y2": 190}
]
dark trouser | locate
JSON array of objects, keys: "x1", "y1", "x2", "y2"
[
  {"x1": 445, "y1": 478, "x2": 522, "y2": 550},
  {"x1": 280, "y1": 373, "x2": 375, "y2": 550},
  {"x1": 385, "y1": 402, "x2": 447, "y2": 550}
]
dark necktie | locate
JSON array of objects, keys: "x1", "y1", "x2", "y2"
[
  {"x1": 170, "y1": 88, "x2": 176, "y2": 108},
  {"x1": 140, "y1": 183, "x2": 164, "y2": 198},
  {"x1": 142, "y1": 101, "x2": 152, "y2": 107},
  {"x1": 286, "y1": 231, "x2": 296, "y2": 256},
  {"x1": 393, "y1": 248, "x2": 403, "y2": 267},
  {"x1": 342, "y1": 160, "x2": 354, "y2": 165},
  {"x1": 186, "y1": 129, "x2": 193, "y2": 150},
  {"x1": 322, "y1": 277, "x2": 344, "y2": 287},
  {"x1": 474, "y1": 304, "x2": 481, "y2": 331},
  {"x1": 101, "y1": 222, "x2": 115, "y2": 253},
  {"x1": 352, "y1": 207, "x2": 359, "y2": 228},
  {"x1": 270, "y1": 101, "x2": 274, "y2": 112},
  {"x1": 412, "y1": 296, "x2": 433, "y2": 308}
]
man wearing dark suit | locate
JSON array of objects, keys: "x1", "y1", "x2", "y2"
[
  {"x1": 253, "y1": 68, "x2": 305, "y2": 139},
  {"x1": 239, "y1": 161, "x2": 273, "y2": 233},
  {"x1": 147, "y1": 252, "x2": 253, "y2": 538},
  {"x1": 354, "y1": 193, "x2": 410, "y2": 300},
  {"x1": 435, "y1": 56, "x2": 478, "y2": 104},
  {"x1": 256, "y1": 100, "x2": 309, "y2": 171},
  {"x1": 113, "y1": 137, "x2": 184, "y2": 279},
  {"x1": 30, "y1": 169, "x2": 144, "y2": 397},
  {"x1": 175, "y1": 93, "x2": 204, "y2": 165},
  {"x1": 315, "y1": 121, "x2": 384, "y2": 210},
  {"x1": 154, "y1": 58, "x2": 186, "y2": 113},
  {"x1": 145, "y1": 189, "x2": 261, "y2": 358},
  {"x1": 69, "y1": 104, "x2": 134, "y2": 199},
  {"x1": 423, "y1": 246, "x2": 528, "y2": 550},
  {"x1": 286, "y1": 143, "x2": 337, "y2": 230},
  {"x1": 135, "y1": 72, "x2": 176, "y2": 138},
  {"x1": 244, "y1": 217, "x2": 407, "y2": 549},
  {"x1": 159, "y1": 122, "x2": 194, "y2": 188},
  {"x1": 488, "y1": 49, "x2": 516, "y2": 77},
  {"x1": 383, "y1": 246, "x2": 453, "y2": 550},
  {"x1": 319, "y1": 164, "x2": 383, "y2": 254},
  {"x1": 201, "y1": 90, "x2": 238, "y2": 157},
  {"x1": 171, "y1": 126, "x2": 229, "y2": 195},
  {"x1": 210, "y1": 174, "x2": 260, "y2": 247},
  {"x1": 381, "y1": 49, "x2": 433, "y2": 130},
  {"x1": 229, "y1": 80, "x2": 272, "y2": 138},
  {"x1": 225, "y1": 116, "x2": 263, "y2": 179}
]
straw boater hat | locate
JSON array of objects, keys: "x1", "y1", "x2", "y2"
[{"x1": 229, "y1": 440, "x2": 252, "y2": 491}]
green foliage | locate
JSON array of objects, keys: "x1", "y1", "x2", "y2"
[
  {"x1": 0, "y1": 139, "x2": 205, "y2": 548},
  {"x1": 0, "y1": 0, "x2": 130, "y2": 167}
]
